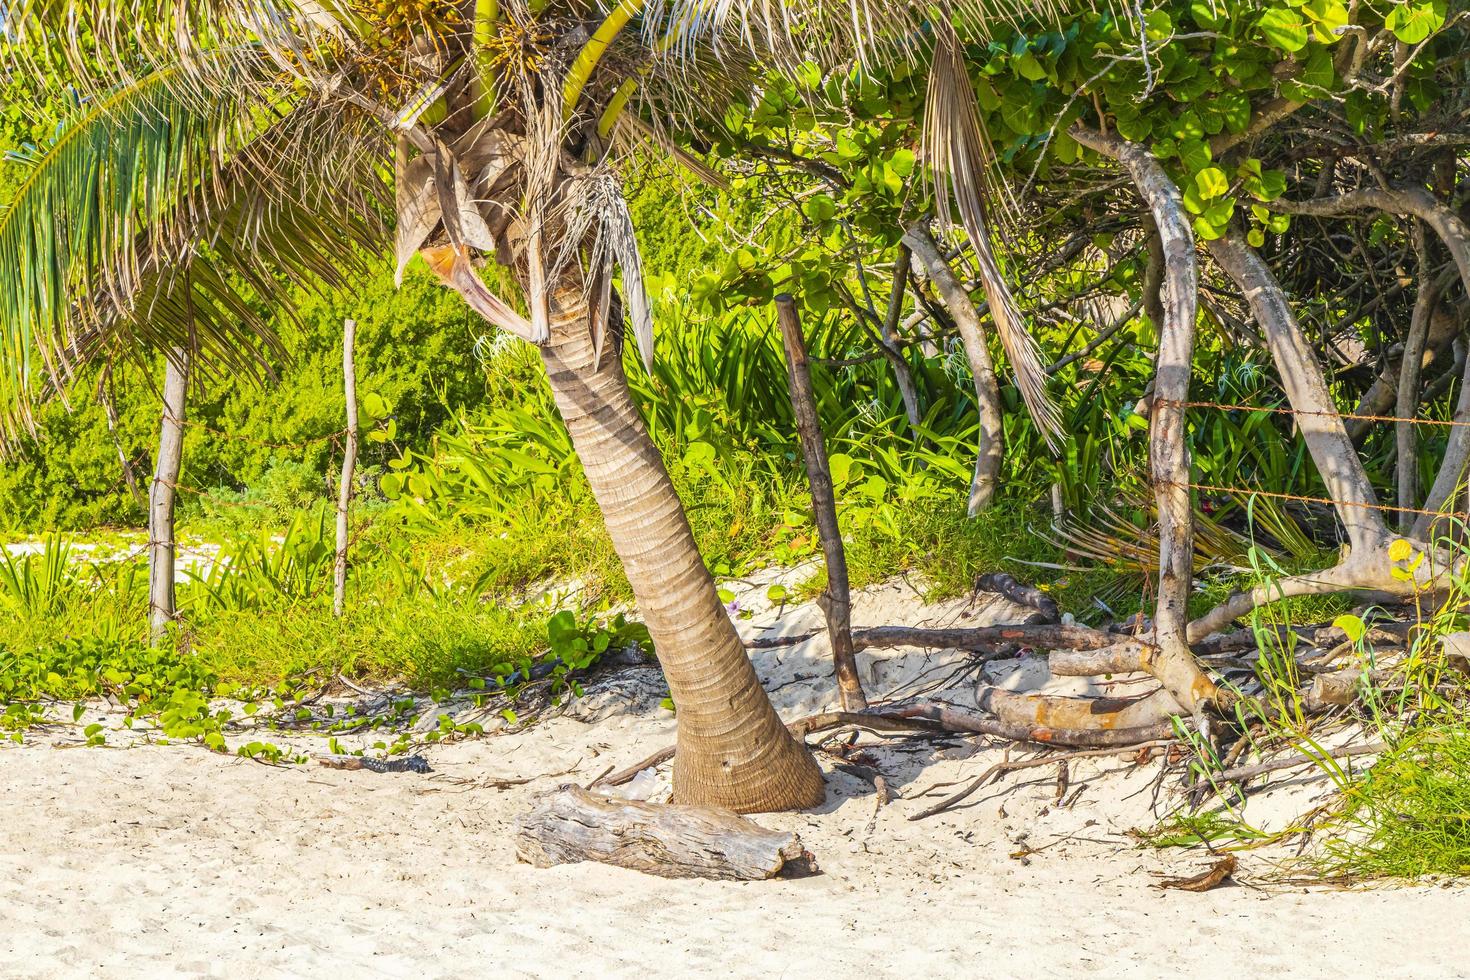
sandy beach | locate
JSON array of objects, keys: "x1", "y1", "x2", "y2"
[{"x1": 3, "y1": 579, "x2": 1467, "y2": 979}]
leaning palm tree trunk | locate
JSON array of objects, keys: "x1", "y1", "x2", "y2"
[
  {"x1": 148, "y1": 347, "x2": 189, "y2": 645},
  {"x1": 540, "y1": 281, "x2": 826, "y2": 814}
]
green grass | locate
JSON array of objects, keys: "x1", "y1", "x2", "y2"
[
  {"x1": 186, "y1": 602, "x2": 545, "y2": 690},
  {"x1": 1325, "y1": 721, "x2": 1470, "y2": 879}
]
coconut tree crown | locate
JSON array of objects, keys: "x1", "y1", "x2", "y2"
[{"x1": 0, "y1": 0, "x2": 1062, "y2": 442}]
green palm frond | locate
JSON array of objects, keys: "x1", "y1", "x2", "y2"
[
  {"x1": 0, "y1": 61, "x2": 264, "y2": 439},
  {"x1": 0, "y1": 41, "x2": 388, "y2": 443},
  {"x1": 80, "y1": 109, "x2": 390, "y2": 389},
  {"x1": 0, "y1": 0, "x2": 1075, "y2": 413}
]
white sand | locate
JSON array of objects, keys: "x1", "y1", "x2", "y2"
[{"x1": 3, "y1": 577, "x2": 1468, "y2": 979}]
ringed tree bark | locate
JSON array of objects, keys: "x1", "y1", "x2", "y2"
[
  {"x1": 543, "y1": 281, "x2": 825, "y2": 812},
  {"x1": 441, "y1": 255, "x2": 825, "y2": 813}
]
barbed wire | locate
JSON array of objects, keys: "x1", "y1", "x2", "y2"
[
  {"x1": 1176, "y1": 480, "x2": 1458, "y2": 521},
  {"x1": 1156, "y1": 397, "x2": 1470, "y2": 429},
  {"x1": 1148, "y1": 396, "x2": 1469, "y2": 519}
]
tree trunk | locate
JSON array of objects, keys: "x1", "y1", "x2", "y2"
[
  {"x1": 1414, "y1": 335, "x2": 1470, "y2": 542},
  {"x1": 904, "y1": 223, "x2": 1004, "y2": 515},
  {"x1": 334, "y1": 319, "x2": 359, "y2": 618},
  {"x1": 149, "y1": 348, "x2": 189, "y2": 646},
  {"x1": 1395, "y1": 228, "x2": 1439, "y2": 530},
  {"x1": 539, "y1": 283, "x2": 825, "y2": 814},
  {"x1": 1072, "y1": 126, "x2": 1217, "y2": 713},
  {"x1": 1207, "y1": 230, "x2": 1390, "y2": 555},
  {"x1": 880, "y1": 244, "x2": 924, "y2": 433},
  {"x1": 1346, "y1": 287, "x2": 1460, "y2": 444}
]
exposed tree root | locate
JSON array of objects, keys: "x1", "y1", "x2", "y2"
[
  {"x1": 976, "y1": 685, "x2": 1182, "y2": 731},
  {"x1": 907, "y1": 740, "x2": 1176, "y2": 821}
]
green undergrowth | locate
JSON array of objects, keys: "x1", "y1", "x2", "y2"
[
  {"x1": 1145, "y1": 546, "x2": 1470, "y2": 880},
  {"x1": 1326, "y1": 721, "x2": 1470, "y2": 878}
]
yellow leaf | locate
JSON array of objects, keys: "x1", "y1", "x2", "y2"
[
  {"x1": 1388, "y1": 538, "x2": 1413, "y2": 562},
  {"x1": 1332, "y1": 614, "x2": 1366, "y2": 644}
]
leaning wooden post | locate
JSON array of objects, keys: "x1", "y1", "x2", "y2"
[
  {"x1": 334, "y1": 318, "x2": 359, "y2": 618},
  {"x1": 774, "y1": 295, "x2": 867, "y2": 711},
  {"x1": 149, "y1": 347, "x2": 190, "y2": 646}
]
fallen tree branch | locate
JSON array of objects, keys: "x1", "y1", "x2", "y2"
[
  {"x1": 977, "y1": 684, "x2": 1182, "y2": 731},
  {"x1": 908, "y1": 740, "x2": 1175, "y2": 821},
  {"x1": 976, "y1": 572, "x2": 1060, "y2": 624},
  {"x1": 592, "y1": 746, "x2": 677, "y2": 788},
  {"x1": 851, "y1": 624, "x2": 1148, "y2": 654},
  {"x1": 885, "y1": 702, "x2": 1177, "y2": 748}
]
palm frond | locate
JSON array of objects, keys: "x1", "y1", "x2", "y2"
[
  {"x1": 922, "y1": 22, "x2": 1061, "y2": 446},
  {"x1": 642, "y1": 0, "x2": 1061, "y2": 77},
  {"x1": 614, "y1": 113, "x2": 730, "y2": 190},
  {"x1": 586, "y1": 172, "x2": 655, "y2": 371},
  {"x1": 78, "y1": 105, "x2": 389, "y2": 373},
  {"x1": 7, "y1": 0, "x2": 352, "y2": 92},
  {"x1": 0, "y1": 60, "x2": 272, "y2": 440}
]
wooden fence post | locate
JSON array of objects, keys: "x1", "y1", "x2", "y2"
[
  {"x1": 334, "y1": 319, "x2": 359, "y2": 618},
  {"x1": 149, "y1": 347, "x2": 190, "y2": 646},
  {"x1": 775, "y1": 295, "x2": 867, "y2": 711}
]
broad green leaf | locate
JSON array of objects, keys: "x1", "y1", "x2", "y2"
[
  {"x1": 1385, "y1": 0, "x2": 1447, "y2": 43},
  {"x1": 1259, "y1": 8, "x2": 1310, "y2": 50},
  {"x1": 1013, "y1": 52, "x2": 1047, "y2": 81},
  {"x1": 1332, "y1": 614, "x2": 1366, "y2": 644},
  {"x1": 1195, "y1": 167, "x2": 1230, "y2": 199},
  {"x1": 1178, "y1": 138, "x2": 1212, "y2": 175}
]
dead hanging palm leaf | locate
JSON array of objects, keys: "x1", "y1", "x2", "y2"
[
  {"x1": 556, "y1": 171, "x2": 657, "y2": 372},
  {"x1": 421, "y1": 244, "x2": 540, "y2": 343},
  {"x1": 515, "y1": 43, "x2": 568, "y2": 347},
  {"x1": 394, "y1": 138, "x2": 442, "y2": 286},
  {"x1": 921, "y1": 22, "x2": 1061, "y2": 447},
  {"x1": 587, "y1": 174, "x2": 656, "y2": 372}
]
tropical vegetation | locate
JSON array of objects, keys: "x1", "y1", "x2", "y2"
[{"x1": 0, "y1": 0, "x2": 1467, "y2": 870}]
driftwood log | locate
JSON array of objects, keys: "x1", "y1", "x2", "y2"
[{"x1": 514, "y1": 785, "x2": 817, "y2": 881}]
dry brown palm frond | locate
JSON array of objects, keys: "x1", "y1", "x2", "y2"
[
  {"x1": 922, "y1": 21, "x2": 1061, "y2": 446},
  {"x1": 614, "y1": 114, "x2": 730, "y2": 191},
  {"x1": 1044, "y1": 488, "x2": 1276, "y2": 577},
  {"x1": 555, "y1": 168, "x2": 657, "y2": 371}
]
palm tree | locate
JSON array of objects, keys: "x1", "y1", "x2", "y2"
[{"x1": 0, "y1": 0, "x2": 1047, "y2": 813}]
